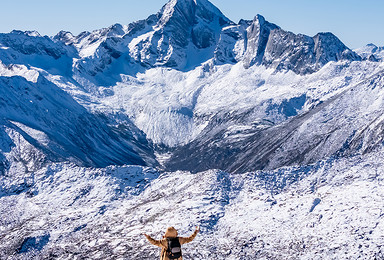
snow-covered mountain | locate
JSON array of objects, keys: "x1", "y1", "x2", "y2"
[
  {"x1": 1, "y1": 0, "x2": 384, "y2": 258},
  {"x1": 0, "y1": 0, "x2": 370, "y2": 169},
  {"x1": 355, "y1": 43, "x2": 384, "y2": 61},
  {"x1": 215, "y1": 15, "x2": 361, "y2": 74}
]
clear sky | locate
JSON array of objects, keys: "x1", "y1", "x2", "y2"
[{"x1": 1, "y1": 0, "x2": 383, "y2": 49}]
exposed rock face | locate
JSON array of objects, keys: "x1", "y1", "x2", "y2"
[
  {"x1": 126, "y1": 0, "x2": 231, "y2": 68},
  {"x1": 215, "y1": 15, "x2": 361, "y2": 74},
  {"x1": 242, "y1": 15, "x2": 280, "y2": 68},
  {"x1": 0, "y1": 31, "x2": 66, "y2": 59}
]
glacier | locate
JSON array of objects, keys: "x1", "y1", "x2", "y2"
[{"x1": 1, "y1": 0, "x2": 384, "y2": 258}]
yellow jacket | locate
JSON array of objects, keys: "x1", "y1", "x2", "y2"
[{"x1": 145, "y1": 227, "x2": 199, "y2": 260}]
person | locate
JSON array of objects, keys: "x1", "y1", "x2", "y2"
[{"x1": 144, "y1": 226, "x2": 200, "y2": 260}]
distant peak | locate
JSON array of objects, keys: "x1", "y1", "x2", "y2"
[
  {"x1": 105, "y1": 23, "x2": 126, "y2": 36},
  {"x1": 249, "y1": 14, "x2": 280, "y2": 31},
  {"x1": 313, "y1": 32, "x2": 342, "y2": 44},
  {"x1": 313, "y1": 32, "x2": 348, "y2": 48},
  {"x1": 367, "y1": 43, "x2": 378, "y2": 48},
  {"x1": 314, "y1": 32, "x2": 336, "y2": 37},
  {"x1": 53, "y1": 31, "x2": 75, "y2": 44},
  {"x1": 159, "y1": 0, "x2": 196, "y2": 24},
  {"x1": 109, "y1": 23, "x2": 123, "y2": 31},
  {"x1": 55, "y1": 30, "x2": 74, "y2": 37},
  {"x1": 254, "y1": 14, "x2": 266, "y2": 23},
  {"x1": 11, "y1": 30, "x2": 41, "y2": 37}
]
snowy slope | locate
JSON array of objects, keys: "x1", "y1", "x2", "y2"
[
  {"x1": 1, "y1": 151, "x2": 383, "y2": 259},
  {"x1": 167, "y1": 63, "x2": 384, "y2": 173},
  {"x1": 0, "y1": 73, "x2": 157, "y2": 177}
]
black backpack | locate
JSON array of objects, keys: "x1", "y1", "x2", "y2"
[{"x1": 166, "y1": 237, "x2": 182, "y2": 259}]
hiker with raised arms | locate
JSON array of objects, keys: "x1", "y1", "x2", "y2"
[{"x1": 144, "y1": 226, "x2": 200, "y2": 260}]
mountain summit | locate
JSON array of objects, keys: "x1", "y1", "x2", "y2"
[
  {"x1": 127, "y1": 0, "x2": 232, "y2": 69},
  {"x1": 158, "y1": 0, "x2": 231, "y2": 28}
]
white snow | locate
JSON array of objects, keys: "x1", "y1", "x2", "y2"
[
  {"x1": 1, "y1": 151, "x2": 383, "y2": 259},
  {"x1": 0, "y1": 61, "x2": 39, "y2": 82},
  {"x1": 89, "y1": 59, "x2": 382, "y2": 147},
  {"x1": 10, "y1": 121, "x2": 50, "y2": 147},
  {"x1": 354, "y1": 44, "x2": 384, "y2": 61}
]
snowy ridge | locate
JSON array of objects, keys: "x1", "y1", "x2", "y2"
[
  {"x1": 0, "y1": 0, "x2": 382, "y2": 177},
  {"x1": 354, "y1": 43, "x2": 384, "y2": 61},
  {"x1": 0, "y1": 0, "x2": 381, "y2": 181}
]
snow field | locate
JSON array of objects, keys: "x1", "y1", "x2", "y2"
[{"x1": 1, "y1": 150, "x2": 384, "y2": 259}]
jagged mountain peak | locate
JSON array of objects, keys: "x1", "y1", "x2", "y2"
[
  {"x1": 0, "y1": 30, "x2": 67, "y2": 63},
  {"x1": 158, "y1": 0, "x2": 232, "y2": 27},
  {"x1": 312, "y1": 32, "x2": 361, "y2": 64},
  {"x1": 252, "y1": 14, "x2": 271, "y2": 27},
  {"x1": 53, "y1": 30, "x2": 75, "y2": 45},
  {"x1": 45, "y1": 0, "x2": 360, "y2": 74},
  {"x1": 118, "y1": 0, "x2": 233, "y2": 69},
  {"x1": 354, "y1": 43, "x2": 384, "y2": 61},
  {"x1": 250, "y1": 14, "x2": 280, "y2": 29},
  {"x1": 313, "y1": 31, "x2": 346, "y2": 46},
  {"x1": 367, "y1": 43, "x2": 378, "y2": 48}
]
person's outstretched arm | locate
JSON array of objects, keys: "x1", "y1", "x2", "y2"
[
  {"x1": 179, "y1": 226, "x2": 200, "y2": 245},
  {"x1": 144, "y1": 234, "x2": 163, "y2": 247}
]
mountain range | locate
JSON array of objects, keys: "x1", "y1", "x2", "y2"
[
  {"x1": 1, "y1": 0, "x2": 384, "y2": 258},
  {"x1": 1, "y1": 0, "x2": 382, "y2": 174}
]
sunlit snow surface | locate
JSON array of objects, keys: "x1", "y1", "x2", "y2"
[
  {"x1": 99, "y1": 61, "x2": 383, "y2": 147},
  {"x1": 1, "y1": 150, "x2": 384, "y2": 259}
]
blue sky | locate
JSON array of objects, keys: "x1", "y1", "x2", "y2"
[{"x1": 1, "y1": 0, "x2": 383, "y2": 49}]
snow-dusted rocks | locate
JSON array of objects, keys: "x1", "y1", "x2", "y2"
[
  {"x1": 0, "y1": 30, "x2": 73, "y2": 76},
  {"x1": 242, "y1": 15, "x2": 280, "y2": 68},
  {"x1": 215, "y1": 13, "x2": 362, "y2": 75},
  {"x1": 0, "y1": 30, "x2": 66, "y2": 60},
  {"x1": 166, "y1": 62, "x2": 384, "y2": 173},
  {"x1": 1, "y1": 151, "x2": 384, "y2": 259},
  {"x1": 239, "y1": 16, "x2": 361, "y2": 74},
  {"x1": 123, "y1": 0, "x2": 231, "y2": 69},
  {"x1": 354, "y1": 43, "x2": 384, "y2": 61}
]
